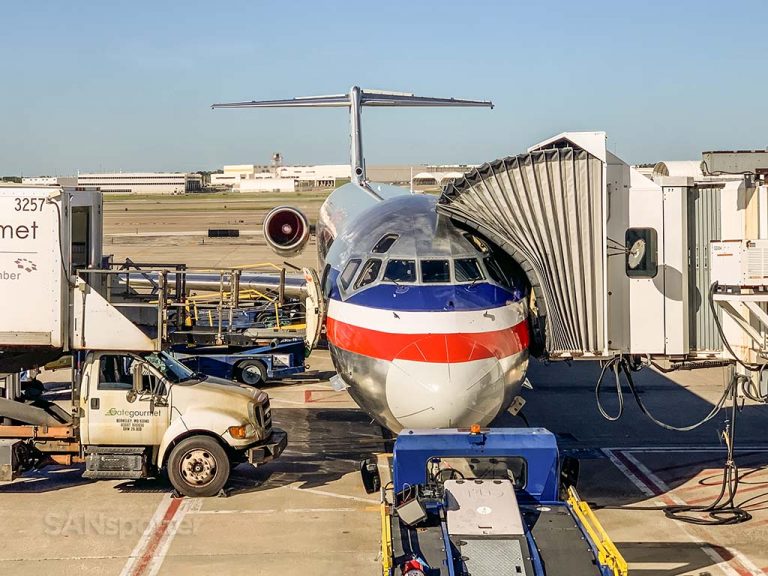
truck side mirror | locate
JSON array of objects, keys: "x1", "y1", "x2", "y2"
[
  {"x1": 360, "y1": 458, "x2": 381, "y2": 494},
  {"x1": 126, "y1": 363, "x2": 142, "y2": 403}
]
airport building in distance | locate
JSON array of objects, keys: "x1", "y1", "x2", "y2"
[
  {"x1": 76, "y1": 172, "x2": 203, "y2": 194},
  {"x1": 209, "y1": 163, "x2": 476, "y2": 192},
  {"x1": 21, "y1": 176, "x2": 77, "y2": 187},
  {"x1": 210, "y1": 164, "x2": 350, "y2": 192}
]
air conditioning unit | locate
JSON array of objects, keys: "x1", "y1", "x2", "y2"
[{"x1": 711, "y1": 240, "x2": 768, "y2": 288}]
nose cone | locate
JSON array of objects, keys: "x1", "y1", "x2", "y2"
[{"x1": 385, "y1": 335, "x2": 505, "y2": 430}]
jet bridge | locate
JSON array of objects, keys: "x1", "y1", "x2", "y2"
[{"x1": 439, "y1": 132, "x2": 762, "y2": 368}]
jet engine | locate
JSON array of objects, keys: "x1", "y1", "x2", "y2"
[{"x1": 262, "y1": 206, "x2": 310, "y2": 257}]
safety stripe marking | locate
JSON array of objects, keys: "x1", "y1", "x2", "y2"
[
  {"x1": 189, "y1": 507, "x2": 358, "y2": 515},
  {"x1": 120, "y1": 495, "x2": 200, "y2": 576},
  {"x1": 289, "y1": 485, "x2": 379, "y2": 504}
]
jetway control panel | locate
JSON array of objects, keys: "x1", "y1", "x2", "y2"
[
  {"x1": 439, "y1": 132, "x2": 766, "y2": 369},
  {"x1": 711, "y1": 240, "x2": 768, "y2": 288}
]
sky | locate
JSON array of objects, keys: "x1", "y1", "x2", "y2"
[{"x1": 1, "y1": 0, "x2": 767, "y2": 176}]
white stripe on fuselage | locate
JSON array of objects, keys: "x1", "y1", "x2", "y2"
[{"x1": 326, "y1": 298, "x2": 526, "y2": 334}]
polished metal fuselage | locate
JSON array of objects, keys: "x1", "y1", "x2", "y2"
[{"x1": 318, "y1": 183, "x2": 529, "y2": 431}]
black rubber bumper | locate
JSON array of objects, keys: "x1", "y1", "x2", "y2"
[{"x1": 247, "y1": 428, "x2": 287, "y2": 465}]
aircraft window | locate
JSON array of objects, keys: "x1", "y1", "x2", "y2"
[
  {"x1": 421, "y1": 260, "x2": 450, "y2": 283},
  {"x1": 484, "y1": 256, "x2": 510, "y2": 288},
  {"x1": 321, "y1": 263, "x2": 333, "y2": 298},
  {"x1": 354, "y1": 259, "x2": 382, "y2": 290},
  {"x1": 383, "y1": 259, "x2": 416, "y2": 283},
  {"x1": 319, "y1": 229, "x2": 334, "y2": 262},
  {"x1": 340, "y1": 259, "x2": 362, "y2": 290},
  {"x1": 464, "y1": 233, "x2": 490, "y2": 254},
  {"x1": 372, "y1": 234, "x2": 399, "y2": 254},
  {"x1": 455, "y1": 258, "x2": 484, "y2": 282}
]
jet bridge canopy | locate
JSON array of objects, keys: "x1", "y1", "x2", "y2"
[{"x1": 438, "y1": 141, "x2": 607, "y2": 356}]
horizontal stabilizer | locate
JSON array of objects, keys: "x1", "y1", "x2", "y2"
[
  {"x1": 212, "y1": 88, "x2": 492, "y2": 110},
  {"x1": 212, "y1": 85, "x2": 493, "y2": 188}
]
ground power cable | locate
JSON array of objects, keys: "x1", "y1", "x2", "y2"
[{"x1": 595, "y1": 360, "x2": 752, "y2": 524}]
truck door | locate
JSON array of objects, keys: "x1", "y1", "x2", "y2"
[
  {"x1": 303, "y1": 267, "x2": 325, "y2": 352},
  {"x1": 86, "y1": 353, "x2": 169, "y2": 446}
]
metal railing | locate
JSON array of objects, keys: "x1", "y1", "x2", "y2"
[{"x1": 76, "y1": 262, "x2": 307, "y2": 348}]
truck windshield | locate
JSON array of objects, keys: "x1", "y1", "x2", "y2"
[{"x1": 144, "y1": 352, "x2": 197, "y2": 383}]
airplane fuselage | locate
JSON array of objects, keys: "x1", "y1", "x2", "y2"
[
  {"x1": 317, "y1": 184, "x2": 530, "y2": 431},
  {"x1": 212, "y1": 85, "x2": 513, "y2": 431}
]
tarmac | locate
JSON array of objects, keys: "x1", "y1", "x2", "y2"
[
  {"x1": 0, "y1": 195, "x2": 766, "y2": 575},
  {"x1": 1, "y1": 355, "x2": 766, "y2": 576}
]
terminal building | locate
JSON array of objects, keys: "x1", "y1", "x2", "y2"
[
  {"x1": 76, "y1": 172, "x2": 202, "y2": 195},
  {"x1": 210, "y1": 163, "x2": 475, "y2": 192},
  {"x1": 21, "y1": 176, "x2": 77, "y2": 187},
  {"x1": 210, "y1": 164, "x2": 350, "y2": 192}
]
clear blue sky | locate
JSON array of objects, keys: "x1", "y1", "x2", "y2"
[{"x1": 2, "y1": 0, "x2": 766, "y2": 175}]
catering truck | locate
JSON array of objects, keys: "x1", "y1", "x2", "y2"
[{"x1": 0, "y1": 185, "x2": 288, "y2": 496}]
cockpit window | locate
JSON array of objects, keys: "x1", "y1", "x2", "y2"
[
  {"x1": 455, "y1": 258, "x2": 484, "y2": 282},
  {"x1": 383, "y1": 259, "x2": 416, "y2": 283},
  {"x1": 484, "y1": 256, "x2": 510, "y2": 288},
  {"x1": 372, "y1": 234, "x2": 399, "y2": 254},
  {"x1": 421, "y1": 260, "x2": 450, "y2": 283},
  {"x1": 340, "y1": 259, "x2": 362, "y2": 290},
  {"x1": 354, "y1": 259, "x2": 382, "y2": 290}
]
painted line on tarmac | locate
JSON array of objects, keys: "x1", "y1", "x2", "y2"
[
  {"x1": 687, "y1": 482, "x2": 768, "y2": 506},
  {"x1": 603, "y1": 446, "x2": 768, "y2": 452},
  {"x1": 289, "y1": 485, "x2": 378, "y2": 504},
  {"x1": 606, "y1": 449, "x2": 765, "y2": 576},
  {"x1": 601, "y1": 448, "x2": 655, "y2": 497},
  {"x1": 189, "y1": 507, "x2": 357, "y2": 515},
  {"x1": 619, "y1": 451, "x2": 671, "y2": 495},
  {"x1": 120, "y1": 495, "x2": 200, "y2": 576}
]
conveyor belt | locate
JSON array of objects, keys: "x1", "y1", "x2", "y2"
[
  {"x1": 391, "y1": 514, "x2": 452, "y2": 576},
  {"x1": 522, "y1": 505, "x2": 599, "y2": 576},
  {"x1": 455, "y1": 537, "x2": 533, "y2": 576}
]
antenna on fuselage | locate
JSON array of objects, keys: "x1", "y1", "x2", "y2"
[{"x1": 212, "y1": 87, "x2": 493, "y2": 199}]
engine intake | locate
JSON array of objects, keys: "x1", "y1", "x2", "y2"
[{"x1": 262, "y1": 206, "x2": 310, "y2": 257}]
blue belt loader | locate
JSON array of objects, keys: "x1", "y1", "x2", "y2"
[{"x1": 361, "y1": 427, "x2": 627, "y2": 576}]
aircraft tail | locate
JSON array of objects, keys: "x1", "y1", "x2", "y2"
[{"x1": 212, "y1": 86, "x2": 493, "y2": 193}]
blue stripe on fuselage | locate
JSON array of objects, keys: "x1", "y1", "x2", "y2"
[{"x1": 325, "y1": 267, "x2": 524, "y2": 312}]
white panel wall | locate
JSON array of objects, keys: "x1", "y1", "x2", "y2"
[
  {"x1": 661, "y1": 182, "x2": 690, "y2": 355},
  {"x1": 626, "y1": 169, "x2": 665, "y2": 353}
]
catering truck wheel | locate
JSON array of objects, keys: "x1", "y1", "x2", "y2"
[
  {"x1": 167, "y1": 436, "x2": 230, "y2": 497},
  {"x1": 236, "y1": 360, "x2": 267, "y2": 386}
]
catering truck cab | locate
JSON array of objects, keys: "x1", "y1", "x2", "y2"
[
  {"x1": 77, "y1": 349, "x2": 285, "y2": 496},
  {"x1": 0, "y1": 348, "x2": 285, "y2": 497},
  {"x1": 0, "y1": 185, "x2": 287, "y2": 497}
]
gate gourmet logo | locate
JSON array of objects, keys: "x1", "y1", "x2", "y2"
[
  {"x1": 1, "y1": 257, "x2": 36, "y2": 281},
  {"x1": 14, "y1": 258, "x2": 37, "y2": 272},
  {"x1": 105, "y1": 407, "x2": 161, "y2": 418}
]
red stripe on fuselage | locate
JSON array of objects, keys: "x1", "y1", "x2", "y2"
[{"x1": 325, "y1": 316, "x2": 530, "y2": 363}]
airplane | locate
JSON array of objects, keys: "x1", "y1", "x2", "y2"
[{"x1": 212, "y1": 87, "x2": 532, "y2": 432}]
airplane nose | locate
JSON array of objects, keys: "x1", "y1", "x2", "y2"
[{"x1": 385, "y1": 335, "x2": 506, "y2": 430}]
